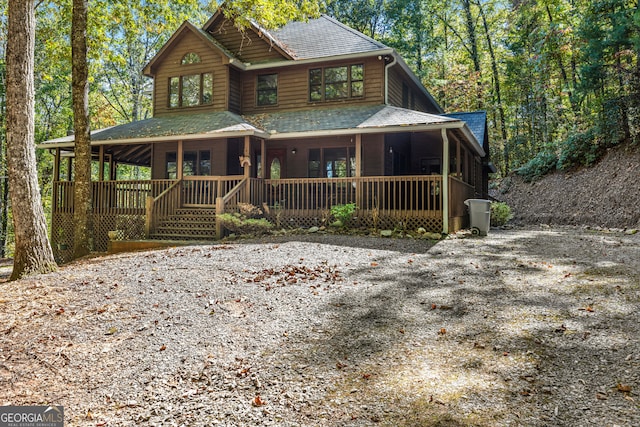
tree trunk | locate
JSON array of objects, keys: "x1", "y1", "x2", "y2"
[
  {"x1": 6, "y1": 0, "x2": 57, "y2": 279},
  {"x1": 72, "y1": 0, "x2": 93, "y2": 259},
  {"x1": 462, "y1": 0, "x2": 482, "y2": 108}
]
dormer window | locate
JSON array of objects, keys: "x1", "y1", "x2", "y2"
[
  {"x1": 181, "y1": 52, "x2": 201, "y2": 65},
  {"x1": 169, "y1": 73, "x2": 213, "y2": 108}
]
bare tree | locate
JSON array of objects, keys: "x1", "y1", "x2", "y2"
[{"x1": 5, "y1": 0, "x2": 56, "y2": 279}]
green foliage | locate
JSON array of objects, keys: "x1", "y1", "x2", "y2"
[
  {"x1": 221, "y1": 0, "x2": 321, "y2": 29},
  {"x1": 217, "y1": 213, "x2": 273, "y2": 236},
  {"x1": 330, "y1": 203, "x2": 357, "y2": 228},
  {"x1": 557, "y1": 128, "x2": 601, "y2": 170},
  {"x1": 516, "y1": 151, "x2": 558, "y2": 182},
  {"x1": 490, "y1": 202, "x2": 512, "y2": 227}
]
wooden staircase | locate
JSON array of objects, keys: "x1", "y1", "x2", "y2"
[{"x1": 150, "y1": 208, "x2": 218, "y2": 240}]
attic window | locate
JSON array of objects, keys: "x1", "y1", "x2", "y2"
[{"x1": 182, "y1": 52, "x2": 201, "y2": 65}]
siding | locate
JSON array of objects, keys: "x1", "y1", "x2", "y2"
[
  {"x1": 387, "y1": 65, "x2": 439, "y2": 113},
  {"x1": 153, "y1": 31, "x2": 228, "y2": 116},
  {"x1": 209, "y1": 19, "x2": 285, "y2": 63},
  {"x1": 229, "y1": 67, "x2": 242, "y2": 114},
  {"x1": 241, "y1": 56, "x2": 385, "y2": 114},
  {"x1": 151, "y1": 140, "x2": 228, "y2": 178}
]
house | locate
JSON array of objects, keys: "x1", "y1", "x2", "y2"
[{"x1": 41, "y1": 9, "x2": 493, "y2": 263}]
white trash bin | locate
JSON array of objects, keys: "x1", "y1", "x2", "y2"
[{"x1": 464, "y1": 199, "x2": 491, "y2": 236}]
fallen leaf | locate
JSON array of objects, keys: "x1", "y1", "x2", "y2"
[
  {"x1": 371, "y1": 262, "x2": 378, "y2": 267},
  {"x1": 336, "y1": 361, "x2": 347, "y2": 369},
  {"x1": 362, "y1": 373, "x2": 371, "y2": 379},
  {"x1": 431, "y1": 304, "x2": 437, "y2": 310},
  {"x1": 617, "y1": 383, "x2": 632, "y2": 393},
  {"x1": 252, "y1": 395, "x2": 266, "y2": 406},
  {"x1": 596, "y1": 392, "x2": 608, "y2": 400},
  {"x1": 438, "y1": 328, "x2": 447, "y2": 335},
  {"x1": 159, "y1": 344, "x2": 166, "y2": 351},
  {"x1": 105, "y1": 327, "x2": 117, "y2": 335}
]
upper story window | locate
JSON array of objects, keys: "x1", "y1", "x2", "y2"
[
  {"x1": 169, "y1": 73, "x2": 213, "y2": 108},
  {"x1": 182, "y1": 52, "x2": 201, "y2": 65},
  {"x1": 257, "y1": 73, "x2": 278, "y2": 106},
  {"x1": 309, "y1": 64, "x2": 364, "y2": 102}
]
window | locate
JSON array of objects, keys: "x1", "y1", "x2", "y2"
[
  {"x1": 182, "y1": 52, "x2": 201, "y2": 65},
  {"x1": 257, "y1": 74, "x2": 278, "y2": 106},
  {"x1": 168, "y1": 73, "x2": 213, "y2": 108},
  {"x1": 308, "y1": 148, "x2": 356, "y2": 178},
  {"x1": 183, "y1": 150, "x2": 211, "y2": 176},
  {"x1": 166, "y1": 152, "x2": 177, "y2": 179},
  {"x1": 309, "y1": 64, "x2": 364, "y2": 102}
]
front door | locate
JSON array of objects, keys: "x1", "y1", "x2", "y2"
[{"x1": 266, "y1": 149, "x2": 286, "y2": 179}]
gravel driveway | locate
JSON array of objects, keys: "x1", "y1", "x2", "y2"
[{"x1": 1, "y1": 226, "x2": 638, "y2": 426}]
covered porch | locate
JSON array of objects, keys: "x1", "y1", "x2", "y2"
[{"x1": 43, "y1": 106, "x2": 487, "y2": 263}]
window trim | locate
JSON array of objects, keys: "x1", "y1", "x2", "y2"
[{"x1": 308, "y1": 64, "x2": 364, "y2": 103}]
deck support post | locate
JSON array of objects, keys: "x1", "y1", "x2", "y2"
[
  {"x1": 243, "y1": 136, "x2": 251, "y2": 202},
  {"x1": 441, "y1": 128, "x2": 449, "y2": 234},
  {"x1": 145, "y1": 196, "x2": 154, "y2": 238},
  {"x1": 98, "y1": 145, "x2": 105, "y2": 181},
  {"x1": 215, "y1": 196, "x2": 224, "y2": 239},
  {"x1": 355, "y1": 134, "x2": 362, "y2": 216}
]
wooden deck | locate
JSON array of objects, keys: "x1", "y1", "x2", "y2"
[{"x1": 51, "y1": 175, "x2": 475, "y2": 263}]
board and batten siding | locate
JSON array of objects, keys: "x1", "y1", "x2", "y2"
[
  {"x1": 152, "y1": 31, "x2": 229, "y2": 117},
  {"x1": 241, "y1": 56, "x2": 385, "y2": 114},
  {"x1": 208, "y1": 19, "x2": 285, "y2": 63}
]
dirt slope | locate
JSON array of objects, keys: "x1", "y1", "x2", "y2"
[{"x1": 493, "y1": 144, "x2": 640, "y2": 229}]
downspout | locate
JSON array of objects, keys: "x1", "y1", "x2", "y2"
[{"x1": 384, "y1": 53, "x2": 397, "y2": 105}]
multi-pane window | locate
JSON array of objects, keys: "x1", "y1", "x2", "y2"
[
  {"x1": 309, "y1": 64, "x2": 364, "y2": 102},
  {"x1": 168, "y1": 73, "x2": 213, "y2": 108},
  {"x1": 183, "y1": 150, "x2": 211, "y2": 176},
  {"x1": 257, "y1": 74, "x2": 278, "y2": 106},
  {"x1": 308, "y1": 148, "x2": 356, "y2": 178}
]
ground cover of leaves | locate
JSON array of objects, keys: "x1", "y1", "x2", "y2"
[{"x1": 1, "y1": 227, "x2": 638, "y2": 426}]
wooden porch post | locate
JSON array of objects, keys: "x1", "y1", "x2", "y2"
[
  {"x1": 66, "y1": 156, "x2": 72, "y2": 181},
  {"x1": 355, "y1": 134, "x2": 362, "y2": 212},
  {"x1": 456, "y1": 140, "x2": 461, "y2": 178},
  {"x1": 53, "y1": 148, "x2": 60, "y2": 181},
  {"x1": 177, "y1": 140, "x2": 184, "y2": 179},
  {"x1": 441, "y1": 128, "x2": 449, "y2": 234},
  {"x1": 260, "y1": 139, "x2": 266, "y2": 179},
  {"x1": 98, "y1": 145, "x2": 105, "y2": 181}
]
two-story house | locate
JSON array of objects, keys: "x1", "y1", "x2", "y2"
[{"x1": 42, "y1": 9, "x2": 493, "y2": 262}]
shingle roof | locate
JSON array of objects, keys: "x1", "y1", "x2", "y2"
[
  {"x1": 41, "y1": 106, "x2": 461, "y2": 146},
  {"x1": 42, "y1": 111, "x2": 259, "y2": 144},
  {"x1": 443, "y1": 111, "x2": 487, "y2": 146},
  {"x1": 269, "y1": 15, "x2": 389, "y2": 60},
  {"x1": 245, "y1": 105, "x2": 457, "y2": 134}
]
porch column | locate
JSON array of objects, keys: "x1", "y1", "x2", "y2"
[
  {"x1": 441, "y1": 128, "x2": 449, "y2": 234},
  {"x1": 456, "y1": 140, "x2": 461, "y2": 177},
  {"x1": 260, "y1": 139, "x2": 266, "y2": 179},
  {"x1": 98, "y1": 145, "x2": 105, "y2": 181},
  {"x1": 243, "y1": 136, "x2": 251, "y2": 178},
  {"x1": 66, "y1": 157, "x2": 72, "y2": 181},
  {"x1": 177, "y1": 140, "x2": 184, "y2": 179},
  {"x1": 355, "y1": 134, "x2": 362, "y2": 211},
  {"x1": 53, "y1": 148, "x2": 60, "y2": 181},
  {"x1": 243, "y1": 136, "x2": 251, "y2": 202}
]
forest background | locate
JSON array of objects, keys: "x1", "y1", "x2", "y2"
[{"x1": 0, "y1": 0, "x2": 638, "y2": 257}]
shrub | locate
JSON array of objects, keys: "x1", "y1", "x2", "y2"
[
  {"x1": 516, "y1": 151, "x2": 557, "y2": 182},
  {"x1": 217, "y1": 212, "x2": 273, "y2": 235},
  {"x1": 490, "y1": 202, "x2": 513, "y2": 227},
  {"x1": 557, "y1": 127, "x2": 601, "y2": 170},
  {"x1": 330, "y1": 203, "x2": 357, "y2": 228}
]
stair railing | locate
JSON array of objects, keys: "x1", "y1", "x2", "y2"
[
  {"x1": 215, "y1": 177, "x2": 248, "y2": 238},
  {"x1": 145, "y1": 179, "x2": 182, "y2": 237}
]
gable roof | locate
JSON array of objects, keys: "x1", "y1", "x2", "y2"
[
  {"x1": 142, "y1": 20, "x2": 235, "y2": 77},
  {"x1": 269, "y1": 15, "x2": 388, "y2": 60}
]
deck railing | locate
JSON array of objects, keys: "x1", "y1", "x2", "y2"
[
  {"x1": 53, "y1": 180, "x2": 175, "y2": 214},
  {"x1": 182, "y1": 175, "x2": 244, "y2": 207},
  {"x1": 252, "y1": 175, "x2": 442, "y2": 216},
  {"x1": 449, "y1": 176, "x2": 476, "y2": 219},
  {"x1": 146, "y1": 179, "x2": 183, "y2": 236}
]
